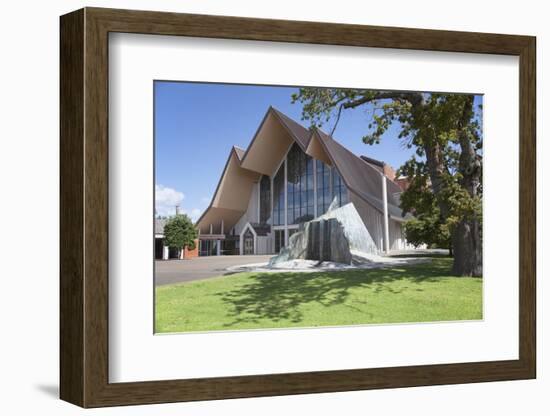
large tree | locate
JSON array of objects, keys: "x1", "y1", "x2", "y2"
[
  {"x1": 292, "y1": 89, "x2": 482, "y2": 276},
  {"x1": 164, "y1": 214, "x2": 198, "y2": 254}
]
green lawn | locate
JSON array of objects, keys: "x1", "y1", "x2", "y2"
[{"x1": 155, "y1": 258, "x2": 482, "y2": 333}]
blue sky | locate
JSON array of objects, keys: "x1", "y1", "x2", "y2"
[{"x1": 154, "y1": 81, "x2": 481, "y2": 220}]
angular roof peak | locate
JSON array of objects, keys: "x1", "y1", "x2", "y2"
[
  {"x1": 269, "y1": 107, "x2": 312, "y2": 150},
  {"x1": 233, "y1": 146, "x2": 245, "y2": 160}
]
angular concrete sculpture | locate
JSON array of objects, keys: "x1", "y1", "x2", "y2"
[{"x1": 269, "y1": 202, "x2": 379, "y2": 266}]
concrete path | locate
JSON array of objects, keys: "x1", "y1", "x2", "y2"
[
  {"x1": 226, "y1": 252, "x2": 434, "y2": 275},
  {"x1": 155, "y1": 255, "x2": 273, "y2": 286}
]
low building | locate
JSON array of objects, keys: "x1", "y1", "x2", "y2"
[
  {"x1": 196, "y1": 107, "x2": 414, "y2": 256},
  {"x1": 154, "y1": 218, "x2": 199, "y2": 260}
]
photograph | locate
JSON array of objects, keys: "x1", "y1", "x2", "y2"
[{"x1": 153, "y1": 81, "x2": 484, "y2": 334}]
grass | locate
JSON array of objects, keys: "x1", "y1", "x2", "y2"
[{"x1": 155, "y1": 258, "x2": 482, "y2": 333}]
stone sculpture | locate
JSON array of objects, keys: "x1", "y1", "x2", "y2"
[{"x1": 269, "y1": 202, "x2": 379, "y2": 266}]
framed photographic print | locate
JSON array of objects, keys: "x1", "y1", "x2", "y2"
[{"x1": 60, "y1": 7, "x2": 536, "y2": 408}]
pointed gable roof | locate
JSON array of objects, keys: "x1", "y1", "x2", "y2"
[{"x1": 239, "y1": 106, "x2": 310, "y2": 176}]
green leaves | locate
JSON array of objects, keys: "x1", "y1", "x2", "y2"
[
  {"x1": 404, "y1": 216, "x2": 451, "y2": 249},
  {"x1": 163, "y1": 214, "x2": 198, "y2": 251}
]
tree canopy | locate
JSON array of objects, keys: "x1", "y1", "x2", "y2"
[
  {"x1": 163, "y1": 214, "x2": 198, "y2": 251},
  {"x1": 292, "y1": 88, "x2": 483, "y2": 276}
]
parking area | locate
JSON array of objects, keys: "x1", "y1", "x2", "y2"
[{"x1": 154, "y1": 255, "x2": 273, "y2": 286}]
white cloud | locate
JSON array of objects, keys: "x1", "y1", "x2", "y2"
[
  {"x1": 155, "y1": 184, "x2": 184, "y2": 217},
  {"x1": 184, "y1": 208, "x2": 202, "y2": 222},
  {"x1": 155, "y1": 185, "x2": 204, "y2": 222}
]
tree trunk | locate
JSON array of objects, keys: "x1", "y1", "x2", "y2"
[
  {"x1": 451, "y1": 96, "x2": 483, "y2": 277},
  {"x1": 451, "y1": 217, "x2": 482, "y2": 276},
  {"x1": 424, "y1": 141, "x2": 451, "y2": 219}
]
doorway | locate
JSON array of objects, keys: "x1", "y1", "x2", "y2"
[
  {"x1": 155, "y1": 238, "x2": 164, "y2": 260},
  {"x1": 243, "y1": 229, "x2": 254, "y2": 255}
]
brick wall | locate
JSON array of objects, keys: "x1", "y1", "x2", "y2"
[{"x1": 182, "y1": 239, "x2": 199, "y2": 259}]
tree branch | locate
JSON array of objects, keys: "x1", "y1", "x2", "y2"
[
  {"x1": 342, "y1": 91, "x2": 423, "y2": 109},
  {"x1": 456, "y1": 96, "x2": 481, "y2": 197},
  {"x1": 330, "y1": 104, "x2": 344, "y2": 136}
]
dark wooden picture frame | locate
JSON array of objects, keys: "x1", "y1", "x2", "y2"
[{"x1": 60, "y1": 7, "x2": 536, "y2": 408}]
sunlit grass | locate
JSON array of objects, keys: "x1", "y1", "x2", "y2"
[{"x1": 155, "y1": 258, "x2": 482, "y2": 333}]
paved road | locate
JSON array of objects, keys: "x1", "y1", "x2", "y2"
[{"x1": 155, "y1": 255, "x2": 273, "y2": 286}]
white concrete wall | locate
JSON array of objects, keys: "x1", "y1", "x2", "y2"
[
  {"x1": 389, "y1": 219, "x2": 405, "y2": 251},
  {"x1": 234, "y1": 181, "x2": 260, "y2": 236},
  {"x1": 350, "y1": 191, "x2": 415, "y2": 252},
  {"x1": 256, "y1": 235, "x2": 274, "y2": 255},
  {"x1": 234, "y1": 182, "x2": 277, "y2": 255},
  {"x1": 349, "y1": 192, "x2": 384, "y2": 253}
]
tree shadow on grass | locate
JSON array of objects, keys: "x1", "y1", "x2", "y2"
[{"x1": 218, "y1": 260, "x2": 452, "y2": 327}]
